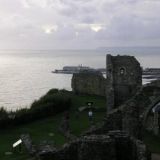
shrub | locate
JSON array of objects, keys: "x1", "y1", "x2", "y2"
[
  {"x1": 47, "y1": 88, "x2": 59, "y2": 95},
  {"x1": 0, "y1": 107, "x2": 8, "y2": 119},
  {"x1": 0, "y1": 107, "x2": 10, "y2": 128},
  {"x1": 0, "y1": 89, "x2": 72, "y2": 127}
]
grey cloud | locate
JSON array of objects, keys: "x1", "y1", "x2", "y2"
[{"x1": 0, "y1": 0, "x2": 159, "y2": 49}]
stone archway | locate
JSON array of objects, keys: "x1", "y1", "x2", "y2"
[{"x1": 143, "y1": 96, "x2": 160, "y2": 135}]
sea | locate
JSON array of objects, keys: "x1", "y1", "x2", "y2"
[{"x1": 0, "y1": 47, "x2": 160, "y2": 111}]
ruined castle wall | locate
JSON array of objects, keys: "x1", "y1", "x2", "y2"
[
  {"x1": 106, "y1": 55, "x2": 115, "y2": 111},
  {"x1": 86, "y1": 80, "x2": 160, "y2": 138},
  {"x1": 112, "y1": 56, "x2": 142, "y2": 86},
  {"x1": 106, "y1": 55, "x2": 142, "y2": 110},
  {"x1": 38, "y1": 81, "x2": 160, "y2": 160},
  {"x1": 72, "y1": 72, "x2": 106, "y2": 97},
  {"x1": 85, "y1": 102, "x2": 141, "y2": 139},
  {"x1": 39, "y1": 132, "x2": 151, "y2": 160}
]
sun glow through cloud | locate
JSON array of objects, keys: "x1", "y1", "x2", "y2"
[
  {"x1": 75, "y1": 24, "x2": 105, "y2": 32},
  {"x1": 42, "y1": 25, "x2": 58, "y2": 34},
  {"x1": 90, "y1": 24, "x2": 105, "y2": 32}
]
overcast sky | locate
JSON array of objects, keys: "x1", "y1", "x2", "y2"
[{"x1": 0, "y1": 0, "x2": 160, "y2": 49}]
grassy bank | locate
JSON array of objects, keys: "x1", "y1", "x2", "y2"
[
  {"x1": 0, "y1": 89, "x2": 71, "y2": 128},
  {"x1": 0, "y1": 91, "x2": 106, "y2": 160}
]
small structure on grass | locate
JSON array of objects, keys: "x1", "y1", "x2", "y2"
[{"x1": 13, "y1": 139, "x2": 22, "y2": 153}]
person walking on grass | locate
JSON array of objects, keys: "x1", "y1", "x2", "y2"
[{"x1": 88, "y1": 109, "x2": 93, "y2": 124}]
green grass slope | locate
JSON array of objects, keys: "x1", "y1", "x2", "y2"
[{"x1": 0, "y1": 92, "x2": 106, "y2": 160}]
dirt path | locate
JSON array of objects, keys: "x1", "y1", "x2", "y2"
[{"x1": 152, "y1": 153, "x2": 160, "y2": 160}]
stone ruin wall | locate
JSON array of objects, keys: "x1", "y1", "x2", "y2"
[
  {"x1": 71, "y1": 54, "x2": 142, "y2": 113},
  {"x1": 37, "y1": 84, "x2": 156, "y2": 160},
  {"x1": 85, "y1": 80, "x2": 160, "y2": 138},
  {"x1": 37, "y1": 55, "x2": 157, "y2": 160},
  {"x1": 71, "y1": 55, "x2": 142, "y2": 111},
  {"x1": 106, "y1": 54, "x2": 142, "y2": 111},
  {"x1": 38, "y1": 131, "x2": 151, "y2": 160},
  {"x1": 72, "y1": 71, "x2": 106, "y2": 97},
  {"x1": 142, "y1": 81, "x2": 160, "y2": 135}
]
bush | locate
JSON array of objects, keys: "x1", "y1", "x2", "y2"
[
  {"x1": 0, "y1": 107, "x2": 10, "y2": 128},
  {"x1": 0, "y1": 107, "x2": 8, "y2": 119},
  {"x1": 0, "y1": 89, "x2": 72, "y2": 127},
  {"x1": 47, "y1": 88, "x2": 59, "y2": 95}
]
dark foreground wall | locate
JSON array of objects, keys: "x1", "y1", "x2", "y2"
[{"x1": 38, "y1": 131, "x2": 151, "y2": 160}]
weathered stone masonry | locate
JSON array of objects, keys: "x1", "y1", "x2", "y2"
[
  {"x1": 85, "y1": 80, "x2": 160, "y2": 138},
  {"x1": 71, "y1": 54, "x2": 142, "y2": 113},
  {"x1": 72, "y1": 71, "x2": 106, "y2": 97},
  {"x1": 38, "y1": 54, "x2": 153, "y2": 160},
  {"x1": 106, "y1": 54, "x2": 142, "y2": 112},
  {"x1": 38, "y1": 131, "x2": 151, "y2": 160}
]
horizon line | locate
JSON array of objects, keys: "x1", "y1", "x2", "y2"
[{"x1": 0, "y1": 46, "x2": 160, "y2": 51}]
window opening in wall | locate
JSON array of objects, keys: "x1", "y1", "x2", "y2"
[{"x1": 120, "y1": 67, "x2": 126, "y2": 75}]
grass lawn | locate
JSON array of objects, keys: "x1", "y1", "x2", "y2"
[{"x1": 0, "y1": 93, "x2": 106, "y2": 160}]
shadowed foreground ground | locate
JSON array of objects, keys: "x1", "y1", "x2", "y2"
[{"x1": 152, "y1": 154, "x2": 160, "y2": 160}]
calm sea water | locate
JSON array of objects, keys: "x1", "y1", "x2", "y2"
[{"x1": 0, "y1": 48, "x2": 159, "y2": 110}]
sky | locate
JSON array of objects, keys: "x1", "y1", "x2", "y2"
[{"x1": 0, "y1": 0, "x2": 160, "y2": 49}]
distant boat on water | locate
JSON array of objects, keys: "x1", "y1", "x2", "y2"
[{"x1": 52, "y1": 65, "x2": 106, "y2": 74}]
